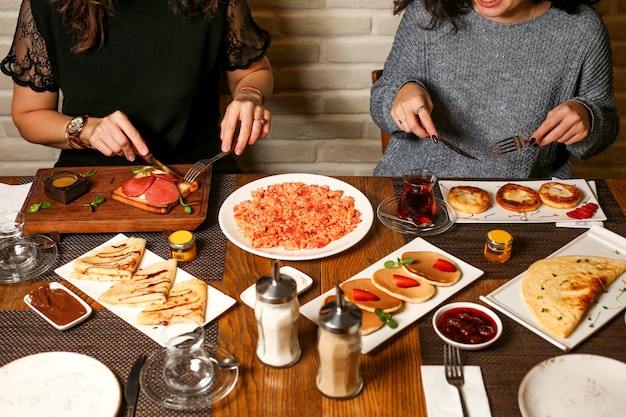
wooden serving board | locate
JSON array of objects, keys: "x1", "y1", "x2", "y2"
[{"x1": 20, "y1": 165, "x2": 211, "y2": 235}]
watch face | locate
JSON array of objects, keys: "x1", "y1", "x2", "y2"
[{"x1": 68, "y1": 116, "x2": 84, "y2": 135}]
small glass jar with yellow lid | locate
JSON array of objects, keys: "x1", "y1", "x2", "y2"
[
  {"x1": 484, "y1": 229, "x2": 513, "y2": 263},
  {"x1": 168, "y1": 230, "x2": 197, "y2": 263}
]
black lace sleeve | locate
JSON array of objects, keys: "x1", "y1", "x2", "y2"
[
  {"x1": 221, "y1": 0, "x2": 271, "y2": 71},
  {"x1": 0, "y1": 0, "x2": 57, "y2": 92}
]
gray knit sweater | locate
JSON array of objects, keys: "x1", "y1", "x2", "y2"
[{"x1": 371, "y1": 3, "x2": 618, "y2": 179}]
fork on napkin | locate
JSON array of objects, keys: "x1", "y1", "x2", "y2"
[{"x1": 421, "y1": 365, "x2": 492, "y2": 417}]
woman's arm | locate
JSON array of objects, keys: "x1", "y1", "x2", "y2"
[{"x1": 222, "y1": 56, "x2": 274, "y2": 155}]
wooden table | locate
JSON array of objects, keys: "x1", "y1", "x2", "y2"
[{"x1": 1, "y1": 175, "x2": 626, "y2": 417}]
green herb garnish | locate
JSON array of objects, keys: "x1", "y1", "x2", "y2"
[
  {"x1": 80, "y1": 169, "x2": 96, "y2": 178},
  {"x1": 131, "y1": 167, "x2": 156, "y2": 175},
  {"x1": 84, "y1": 195, "x2": 105, "y2": 212},
  {"x1": 178, "y1": 195, "x2": 198, "y2": 214},
  {"x1": 28, "y1": 201, "x2": 52, "y2": 213},
  {"x1": 383, "y1": 256, "x2": 414, "y2": 269},
  {"x1": 375, "y1": 308, "x2": 398, "y2": 329}
]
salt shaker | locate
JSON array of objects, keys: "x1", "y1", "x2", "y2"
[
  {"x1": 254, "y1": 260, "x2": 301, "y2": 367},
  {"x1": 316, "y1": 285, "x2": 363, "y2": 399}
]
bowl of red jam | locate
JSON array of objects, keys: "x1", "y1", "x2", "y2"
[{"x1": 433, "y1": 302, "x2": 502, "y2": 350}]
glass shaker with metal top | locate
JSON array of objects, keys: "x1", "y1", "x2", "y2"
[
  {"x1": 316, "y1": 285, "x2": 363, "y2": 399},
  {"x1": 254, "y1": 260, "x2": 301, "y2": 368}
]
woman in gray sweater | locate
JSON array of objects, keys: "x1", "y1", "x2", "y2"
[{"x1": 371, "y1": 0, "x2": 618, "y2": 178}]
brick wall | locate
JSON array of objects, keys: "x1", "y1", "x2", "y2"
[{"x1": 0, "y1": 0, "x2": 624, "y2": 178}]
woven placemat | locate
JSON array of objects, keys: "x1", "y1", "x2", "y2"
[{"x1": 0, "y1": 310, "x2": 218, "y2": 417}]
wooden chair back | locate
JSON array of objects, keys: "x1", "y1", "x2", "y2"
[{"x1": 371, "y1": 69, "x2": 391, "y2": 153}]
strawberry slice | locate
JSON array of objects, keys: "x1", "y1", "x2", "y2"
[
  {"x1": 352, "y1": 288, "x2": 380, "y2": 302},
  {"x1": 432, "y1": 258, "x2": 457, "y2": 273},
  {"x1": 566, "y1": 202, "x2": 598, "y2": 219},
  {"x1": 392, "y1": 274, "x2": 419, "y2": 288}
]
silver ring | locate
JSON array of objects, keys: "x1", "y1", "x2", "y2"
[
  {"x1": 398, "y1": 119, "x2": 406, "y2": 124},
  {"x1": 417, "y1": 106, "x2": 426, "y2": 112}
]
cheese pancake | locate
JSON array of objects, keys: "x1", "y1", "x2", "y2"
[
  {"x1": 521, "y1": 256, "x2": 626, "y2": 338},
  {"x1": 447, "y1": 185, "x2": 490, "y2": 214},
  {"x1": 495, "y1": 183, "x2": 541, "y2": 212},
  {"x1": 538, "y1": 182, "x2": 581, "y2": 209}
]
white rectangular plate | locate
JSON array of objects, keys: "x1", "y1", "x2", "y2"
[
  {"x1": 300, "y1": 237, "x2": 484, "y2": 354},
  {"x1": 24, "y1": 282, "x2": 93, "y2": 331},
  {"x1": 438, "y1": 179, "x2": 606, "y2": 223},
  {"x1": 55, "y1": 233, "x2": 237, "y2": 346},
  {"x1": 480, "y1": 225, "x2": 626, "y2": 351}
]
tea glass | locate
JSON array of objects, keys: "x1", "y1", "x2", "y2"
[
  {"x1": 0, "y1": 211, "x2": 37, "y2": 283},
  {"x1": 162, "y1": 324, "x2": 215, "y2": 396},
  {"x1": 397, "y1": 169, "x2": 438, "y2": 227}
]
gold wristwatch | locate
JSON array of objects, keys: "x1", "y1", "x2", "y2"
[{"x1": 64, "y1": 115, "x2": 90, "y2": 149}]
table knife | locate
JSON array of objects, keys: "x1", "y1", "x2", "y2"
[
  {"x1": 433, "y1": 136, "x2": 480, "y2": 162},
  {"x1": 140, "y1": 153, "x2": 185, "y2": 182},
  {"x1": 125, "y1": 354, "x2": 145, "y2": 417}
]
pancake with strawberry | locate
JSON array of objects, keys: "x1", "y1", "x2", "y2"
[
  {"x1": 401, "y1": 251, "x2": 461, "y2": 286},
  {"x1": 372, "y1": 267, "x2": 436, "y2": 303},
  {"x1": 323, "y1": 295, "x2": 385, "y2": 335},
  {"x1": 339, "y1": 278, "x2": 403, "y2": 313}
]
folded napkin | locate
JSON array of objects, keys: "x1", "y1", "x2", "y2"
[
  {"x1": 421, "y1": 365, "x2": 492, "y2": 417},
  {"x1": 0, "y1": 182, "x2": 32, "y2": 216}
]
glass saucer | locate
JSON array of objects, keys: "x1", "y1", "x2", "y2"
[
  {"x1": 377, "y1": 197, "x2": 455, "y2": 235},
  {"x1": 0, "y1": 234, "x2": 58, "y2": 283},
  {"x1": 140, "y1": 343, "x2": 239, "y2": 410}
]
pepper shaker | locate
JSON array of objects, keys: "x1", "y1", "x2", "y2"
[
  {"x1": 316, "y1": 285, "x2": 363, "y2": 399},
  {"x1": 254, "y1": 260, "x2": 301, "y2": 368}
]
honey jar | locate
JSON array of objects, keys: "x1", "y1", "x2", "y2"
[
  {"x1": 168, "y1": 230, "x2": 197, "y2": 263},
  {"x1": 484, "y1": 229, "x2": 513, "y2": 263}
]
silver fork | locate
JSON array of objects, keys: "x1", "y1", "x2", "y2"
[
  {"x1": 489, "y1": 135, "x2": 526, "y2": 156},
  {"x1": 444, "y1": 344, "x2": 469, "y2": 417}
]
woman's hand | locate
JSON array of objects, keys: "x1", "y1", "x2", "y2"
[
  {"x1": 83, "y1": 110, "x2": 149, "y2": 161},
  {"x1": 220, "y1": 92, "x2": 271, "y2": 155},
  {"x1": 531, "y1": 101, "x2": 591, "y2": 146},
  {"x1": 392, "y1": 82, "x2": 437, "y2": 139}
]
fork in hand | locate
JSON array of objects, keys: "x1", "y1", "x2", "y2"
[
  {"x1": 444, "y1": 344, "x2": 469, "y2": 417},
  {"x1": 183, "y1": 140, "x2": 237, "y2": 184},
  {"x1": 489, "y1": 135, "x2": 527, "y2": 156}
]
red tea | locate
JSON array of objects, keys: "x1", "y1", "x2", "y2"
[{"x1": 397, "y1": 178, "x2": 437, "y2": 225}]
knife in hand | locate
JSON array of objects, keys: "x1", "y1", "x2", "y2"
[
  {"x1": 431, "y1": 135, "x2": 480, "y2": 161},
  {"x1": 125, "y1": 354, "x2": 146, "y2": 417}
]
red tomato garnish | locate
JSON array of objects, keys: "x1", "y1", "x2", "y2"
[
  {"x1": 392, "y1": 274, "x2": 419, "y2": 288},
  {"x1": 352, "y1": 288, "x2": 380, "y2": 302},
  {"x1": 433, "y1": 258, "x2": 457, "y2": 273},
  {"x1": 566, "y1": 202, "x2": 598, "y2": 219}
]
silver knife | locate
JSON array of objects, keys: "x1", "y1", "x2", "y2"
[
  {"x1": 125, "y1": 355, "x2": 145, "y2": 417},
  {"x1": 137, "y1": 151, "x2": 185, "y2": 182},
  {"x1": 432, "y1": 135, "x2": 480, "y2": 162}
]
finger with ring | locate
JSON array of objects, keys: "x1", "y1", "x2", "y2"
[
  {"x1": 417, "y1": 106, "x2": 426, "y2": 112},
  {"x1": 398, "y1": 119, "x2": 406, "y2": 124}
]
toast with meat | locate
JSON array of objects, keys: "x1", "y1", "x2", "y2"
[{"x1": 111, "y1": 167, "x2": 199, "y2": 214}]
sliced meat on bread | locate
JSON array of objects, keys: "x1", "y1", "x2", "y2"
[
  {"x1": 111, "y1": 167, "x2": 199, "y2": 214},
  {"x1": 401, "y1": 251, "x2": 461, "y2": 287},
  {"x1": 495, "y1": 183, "x2": 541, "y2": 212},
  {"x1": 538, "y1": 182, "x2": 581, "y2": 209},
  {"x1": 372, "y1": 267, "x2": 436, "y2": 303},
  {"x1": 98, "y1": 259, "x2": 177, "y2": 306},
  {"x1": 137, "y1": 278, "x2": 207, "y2": 325},
  {"x1": 339, "y1": 278, "x2": 403, "y2": 313},
  {"x1": 71, "y1": 237, "x2": 146, "y2": 281}
]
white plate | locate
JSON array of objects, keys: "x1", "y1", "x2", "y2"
[
  {"x1": 24, "y1": 282, "x2": 92, "y2": 330},
  {"x1": 0, "y1": 352, "x2": 121, "y2": 417},
  {"x1": 240, "y1": 266, "x2": 314, "y2": 308},
  {"x1": 55, "y1": 234, "x2": 237, "y2": 346},
  {"x1": 480, "y1": 225, "x2": 626, "y2": 351},
  {"x1": 300, "y1": 237, "x2": 484, "y2": 353},
  {"x1": 518, "y1": 354, "x2": 626, "y2": 417},
  {"x1": 218, "y1": 173, "x2": 374, "y2": 260},
  {"x1": 438, "y1": 179, "x2": 606, "y2": 223}
]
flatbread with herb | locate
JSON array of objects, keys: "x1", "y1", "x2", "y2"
[{"x1": 521, "y1": 255, "x2": 626, "y2": 338}]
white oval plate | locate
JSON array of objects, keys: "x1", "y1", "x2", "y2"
[
  {"x1": 218, "y1": 173, "x2": 374, "y2": 260},
  {"x1": 0, "y1": 352, "x2": 121, "y2": 417},
  {"x1": 519, "y1": 354, "x2": 626, "y2": 417}
]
